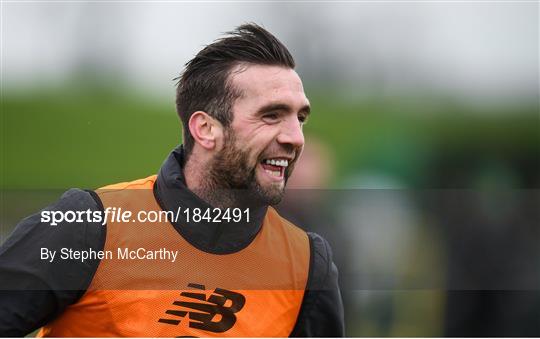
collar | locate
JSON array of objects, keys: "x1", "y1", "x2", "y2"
[{"x1": 154, "y1": 145, "x2": 268, "y2": 254}]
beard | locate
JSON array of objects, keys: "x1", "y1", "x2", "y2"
[{"x1": 204, "y1": 129, "x2": 292, "y2": 208}]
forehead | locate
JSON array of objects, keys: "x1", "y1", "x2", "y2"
[{"x1": 229, "y1": 64, "x2": 309, "y2": 110}]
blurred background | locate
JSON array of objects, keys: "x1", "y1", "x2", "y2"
[{"x1": 1, "y1": 1, "x2": 539, "y2": 336}]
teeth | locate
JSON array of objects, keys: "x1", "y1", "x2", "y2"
[
  {"x1": 264, "y1": 159, "x2": 289, "y2": 167},
  {"x1": 265, "y1": 169, "x2": 281, "y2": 177}
]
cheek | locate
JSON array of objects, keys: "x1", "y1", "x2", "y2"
[
  {"x1": 231, "y1": 120, "x2": 280, "y2": 159},
  {"x1": 232, "y1": 134, "x2": 263, "y2": 166},
  {"x1": 242, "y1": 129, "x2": 278, "y2": 153}
]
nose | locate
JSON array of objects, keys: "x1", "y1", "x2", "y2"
[{"x1": 277, "y1": 115, "x2": 305, "y2": 149}]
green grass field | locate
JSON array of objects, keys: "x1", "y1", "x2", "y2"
[{"x1": 2, "y1": 84, "x2": 538, "y2": 189}]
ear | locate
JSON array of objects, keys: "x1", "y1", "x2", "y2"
[{"x1": 188, "y1": 111, "x2": 223, "y2": 150}]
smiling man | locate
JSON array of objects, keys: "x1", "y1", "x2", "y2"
[
  {"x1": 0, "y1": 24, "x2": 344, "y2": 337},
  {"x1": 183, "y1": 63, "x2": 309, "y2": 208}
]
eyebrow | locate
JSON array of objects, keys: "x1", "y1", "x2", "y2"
[{"x1": 256, "y1": 102, "x2": 311, "y2": 116}]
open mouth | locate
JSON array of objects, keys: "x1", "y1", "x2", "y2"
[{"x1": 259, "y1": 157, "x2": 290, "y2": 180}]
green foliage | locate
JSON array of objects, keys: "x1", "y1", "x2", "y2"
[
  {"x1": 2, "y1": 85, "x2": 538, "y2": 188},
  {"x1": 2, "y1": 86, "x2": 179, "y2": 188}
]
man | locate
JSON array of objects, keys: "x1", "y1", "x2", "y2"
[{"x1": 0, "y1": 23, "x2": 344, "y2": 337}]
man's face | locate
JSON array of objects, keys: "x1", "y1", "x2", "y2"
[{"x1": 210, "y1": 64, "x2": 310, "y2": 205}]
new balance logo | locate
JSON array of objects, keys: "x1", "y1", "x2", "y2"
[{"x1": 158, "y1": 283, "x2": 246, "y2": 333}]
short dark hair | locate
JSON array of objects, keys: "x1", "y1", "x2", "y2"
[{"x1": 175, "y1": 23, "x2": 296, "y2": 158}]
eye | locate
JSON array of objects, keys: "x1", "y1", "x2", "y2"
[
  {"x1": 298, "y1": 113, "x2": 308, "y2": 124},
  {"x1": 262, "y1": 112, "x2": 280, "y2": 123}
]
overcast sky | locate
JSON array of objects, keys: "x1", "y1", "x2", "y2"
[{"x1": 2, "y1": 1, "x2": 538, "y2": 104}]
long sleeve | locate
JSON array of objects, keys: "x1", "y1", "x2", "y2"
[
  {"x1": 0, "y1": 189, "x2": 106, "y2": 337},
  {"x1": 290, "y1": 232, "x2": 345, "y2": 337}
]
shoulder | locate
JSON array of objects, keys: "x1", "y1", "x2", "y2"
[
  {"x1": 1, "y1": 187, "x2": 105, "y2": 251},
  {"x1": 1, "y1": 188, "x2": 106, "y2": 289},
  {"x1": 307, "y1": 231, "x2": 333, "y2": 258},
  {"x1": 53, "y1": 188, "x2": 102, "y2": 211},
  {"x1": 95, "y1": 175, "x2": 158, "y2": 206},
  {"x1": 98, "y1": 175, "x2": 157, "y2": 191},
  {"x1": 306, "y1": 232, "x2": 337, "y2": 289},
  {"x1": 2, "y1": 188, "x2": 103, "y2": 249},
  {"x1": 266, "y1": 207, "x2": 309, "y2": 242}
]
